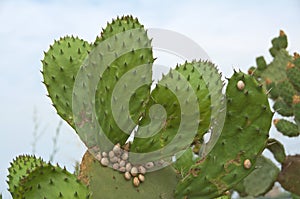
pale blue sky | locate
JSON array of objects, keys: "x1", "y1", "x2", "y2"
[{"x1": 0, "y1": 0, "x2": 300, "y2": 198}]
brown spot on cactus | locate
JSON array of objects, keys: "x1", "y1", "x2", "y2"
[
  {"x1": 286, "y1": 61, "x2": 295, "y2": 69},
  {"x1": 248, "y1": 67, "x2": 255, "y2": 75},
  {"x1": 78, "y1": 152, "x2": 93, "y2": 186},
  {"x1": 265, "y1": 78, "x2": 272, "y2": 85},
  {"x1": 209, "y1": 179, "x2": 228, "y2": 194},
  {"x1": 294, "y1": 52, "x2": 300, "y2": 59},
  {"x1": 224, "y1": 152, "x2": 243, "y2": 172},
  {"x1": 293, "y1": 95, "x2": 300, "y2": 104},
  {"x1": 189, "y1": 168, "x2": 201, "y2": 177},
  {"x1": 122, "y1": 143, "x2": 131, "y2": 152},
  {"x1": 279, "y1": 30, "x2": 286, "y2": 36},
  {"x1": 273, "y1": 119, "x2": 280, "y2": 125}
]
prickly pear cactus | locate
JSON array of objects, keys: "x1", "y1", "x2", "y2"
[
  {"x1": 15, "y1": 164, "x2": 90, "y2": 198},
  {"x1": 248, "y1": 30, "x2": 291, "y2": 82},
  {"x1": 41, "y1": 15, "x2": 215, "y2": 165},
  {"x1": 7, "y1": 155, "x2": 90, "y2": 198},
  {"x1": 6, "y1": 15, "x2": 279, "y2": 199},
  {"x1": 7, "y1": 155, "x2": 45, "y2": 197},
  {"x1": 248, "y1": 30, "x2": 300, "y2": 197},
  {"x1": 248, "y1": 30, "x2": 300, "y2": 137},
  {"x1": 174, "y1": 72, "x2": 273, "y2": 199}
]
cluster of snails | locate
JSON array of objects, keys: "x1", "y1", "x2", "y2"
[{"x1": 92, "y1": 143, "x2": 157, "y2": 187}]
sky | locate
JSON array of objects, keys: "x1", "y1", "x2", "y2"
[{"x1": 0, "y1": 0, "x2": 300, "y2": 198}]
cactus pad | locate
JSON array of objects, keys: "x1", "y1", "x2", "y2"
[
  {"x1": 92, "y1": 16, "x2": 154, "y2": 145},
  {"x1": 42, "y1": 36, "x2": 91, "y2": 127},
  {"x1": 234, "y1": 156, "x2": 279, "y2": 197},
  {"x1": 14, "y1": 163, "x2": 90, "y2": 198},
  {"x1": 266, "y1": 138, "x2": 286, "y2": 164},
  {"x1": 7, "y1": 155, "x2": 45, "y2": 197},
  {"x1": 130, "y1": 61, "x2": 212, "y2": 154},
  {"x1": 175, "y1": 72, "x2": 273, "y2": 199},
  {"x1": 79, "y1": 151, "x2": 179, "y2": 199}
]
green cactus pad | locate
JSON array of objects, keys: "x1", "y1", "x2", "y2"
[
  {"x1": 7, "y1": 155, "x2": 45, "y2": 197},
  {"x1": 266, "y1": 138, "x2": 286, "y2": 163},
  {"x1": 287, "y1": 63, "x2": 300, "y2": 91},
  {"x1": 248, "y1": 31, "x2": 292, "y2": 85},
  {"x1": 273, "y1": 99, "x2": 294, "y2": 117},
  {"x1": 234, "y1": 156, "x2": 280, "y2": 197},
  {"x1": 248, "y1": 30, "x2": 300, "y2": 141},
  {"x1": 175, "y1": 72, "x2": 273, "y2": 199},
  {"x1": 14, "y1": 163, "x2": 90, "y2": 198},
  {"x1": 269, "y1": 30, "x2": 288, "y2": 57},
  {"x1": 94, "y1": 16, "x2": 154, "y2": 145},
  {"x1": 256, "y1": 56, "x2": 267, "y2": 71},
  {"x1": 266, "y1": 81, "x2": 279, "y2": 100},
  {"x1": 250, "y1": 50, "x2": 291, "y2": 86},
  {"x1": 294, "y1": 103, "x2": 300, "y2": 124},
  {"x1": 277, "y1": 80, "x2": 296, "y2": 105},
  {"x1": 95, "y1": 15, "x2": 144, "y2": 45},
  {"x1": 274, "y1": 119, "x2": 299, "y2": 137},
  {"x1": 42, "y1": 36, "x2": 91, "y2": 127},
  {"x1": 264, "y1": 50, "x2": 292, "y2": 84},
  {"x1": 130, "y1": 61, "x2": 212, "y2": 155},
  {"x1": 79, "y1": 151, "x2": 179, "y2": 199},
  {"x1": 278, "y1": 155, "x2": 300, "y2": 196}
]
